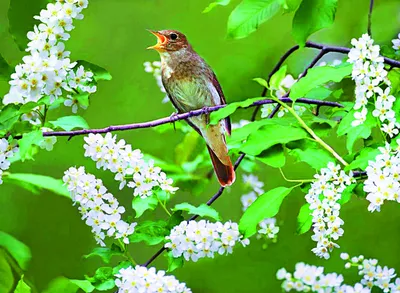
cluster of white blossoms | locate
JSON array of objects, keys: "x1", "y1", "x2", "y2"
[
  {"x1": 305, "y1": 162, "x2": 354, "y2": 259},
  {"x1": 144, "y1": 61, "x2": 169, "y2": 103},
  {"x1": 0, "y1": 139, "x2": 18, "y2": 185},
  {"x1": 363, "y1": 142, "x2": 400, "y2": 212},
  {"x1": 115, "y1": 266, "x2": 192, "y2": 293},
  {"x1": 83, "y1": 133, "x2": 178, "y2": 197},
  {"x1": 165, "y1": 220, "x2": 249, "y2": 262},
  {"x1": 240, "y1": 174, "x2": 279, "y2": 242},
  {"x1": 392, "y1": 33, "x2": 400, "y2": 51},
  {"x1": 341, "y1": 253, "x2": 400, "y2": 292},
  {"x1": 261, "y1": 74, "x2": 306, "y2": 118},
  {"x1": 3, "y1": 0, "x2": 96, "y2": 115},
  {"x1": 277, "y1": 262, "x2": 369, "y2": 292},
  {"x1": 348, "y1": 34, "x2": 399, "y2": 136},
  {"x1": 63, "y1": 166, "x2": 136, "y2": 246}
]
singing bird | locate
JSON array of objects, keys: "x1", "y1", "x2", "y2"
[{"x1": 147, "y1": 30, "x2": 235, "y2": 187}]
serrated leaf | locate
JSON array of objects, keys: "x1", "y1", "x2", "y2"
[
  {"x1": 76, "y1": 60, "x2": 112, "y2": 81},
  {"x1": 210, "y1": 97, "x2": 264, "y2": 125},
  {"x1": 345, "y1": 147, "x2": 380, "y2": 171},
  {"x1": 292, "y1": 0, "x2": 338, "y2": 46},
  {"x1": 132, "y1": 195, "x2": 158, "y2": 218},
  {"x1": 84, "y1": 246, "x2": 123, "y2": 264},
  {"x1": 4, "y1": 173, "x2": 70, "y2": 198},
  {"x1": 165, "y1": 251, "x2": 184, "y2": 272},
  {"x1": 296, "y1": 203, "x2": 312, "y2": 234},
  {"x1": 227, "y1": 0, "x2": 284, "y2": 39},
  {"x1": 287, "y1": 140, "x2": 335, "y2": 169},
  {"x1": 240, "y1": 123, "x2": 308, "y2": 156},
  {"x1": 129, "y1": 221, "x2": 168, "y2": 246},
  {"x1": 172, "y1": 203, "x2": 221, "y2": 221},
  {"x1": 14, "y1": 275, "x2": 31, "y2": 293},
  {"x1": 256, "y1": 144, "x2": 286, "y2": 168},
  {"x1": 239, "y1": 186, "x2": 294, "y2": 237},
  {"x1": 290, "y1": 64, "x2": 352, "y2": 101},
  {"x1": 85, "y1": 267, "x2": 114, "y2": 291},
  {"x1": 0, "y1": 53, "x2": 13, "y2": 81},
  {"x1": 203, "y1": 0, "x2": 231, "y2": 13},
  {"x1": 0, "y1": 231, "x2": 31, "y2": 271},
  {"x1": 50, "y1": 116, "x2": 89, "y2": 131}
]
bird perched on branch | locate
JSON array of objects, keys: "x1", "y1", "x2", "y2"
[{"x1": 147, "y1": 29, "x2": 235, "y2": 187}]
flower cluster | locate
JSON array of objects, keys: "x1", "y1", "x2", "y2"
[
  {"x1": 0, "y1": 139, "x2": 18, "y2": 185},
  {"x1": 3, "y1": 0, "x2": 96, "y2": 114},
  {"x1": 363, "y1": 142, "x2": 400, "y2": 212},
  {"x1": 277, "y1": 262, "x2": 369, "y2": 292},
  {"x1": 348, "y1": 34, "x2": 399, "y2": 136},
  {"x1": 165, "y1": 220, "x2": 249, "y2": 262},
  {"x1": 240, "y1": 174, "x2": 280, "y2": 242},
  {"x1": 83, "y1": 133, "x2": 178, "y2": 197},
  {"x1": 144, "y1": 61, "x2": 169, "y2": 103},
  {"x1": 341, "y1": 253, "x2": 400, "y2": 292},
  {"x1": 115, "y1": 265, "x2": 192, "y2": 293},
  {"x1": 63, "y1": 166, "x2": 136, "y2": 246},
  {"x1": 392, "y1": 33, "x2": 400, "y2": 51},
  {"x1": 305, "y1": 162, "x2": 354, "y2": 259}
]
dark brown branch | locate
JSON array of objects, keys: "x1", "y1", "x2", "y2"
[{"x1": 368, "y1": 0, "x2": 374, "y2": 36}]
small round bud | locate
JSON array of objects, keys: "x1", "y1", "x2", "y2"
[
  {"x1": 345, "y1": 262, "x2": 351, "y2": 269},
  {"x1": 340, "y1": 253, "x2": 349, "y2": 260}
]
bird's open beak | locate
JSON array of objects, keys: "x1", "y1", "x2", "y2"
[{"x1": 147, "y1": 30, "x2": 167, "y2": 52}]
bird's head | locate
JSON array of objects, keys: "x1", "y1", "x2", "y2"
[{"x1": 147, "y1": 30, "x2": 189, "y2": 53}]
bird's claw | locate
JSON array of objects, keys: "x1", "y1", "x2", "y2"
[
  {"x1": 202, "y1": 107, "x2": 211, "y2": 125},
  {"x1": 169, "y1": 111, "x2": 179, "y2": 131}
]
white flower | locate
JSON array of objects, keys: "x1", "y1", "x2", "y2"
[
  {"x1": 115, "y1": 265, "x2": 192, "y2": 293},
  {"x1": 143, "y1": 61, "x2": 168, "y2": 103},
  {"x1": 0, "y1": 139, "x2": 18, "y2": 185},
  {"x1": 392, "y1": 33, "x2": 400, "y2": 50},
  {"x1": 165, "y1": 220, "x2": 248, "y2": 262},
  {"x1": 63, "y1": 166, "x2": 136, "y2": 246}
]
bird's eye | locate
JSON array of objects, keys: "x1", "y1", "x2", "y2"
[{"x1": 170, "y1": 33, "x2": 178, "y2": 40}]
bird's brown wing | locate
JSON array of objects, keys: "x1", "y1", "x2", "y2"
[{"x1": 210, "y1": 71, "x2": 231, "y2": 136}]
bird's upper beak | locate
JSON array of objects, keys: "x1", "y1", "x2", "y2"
[{"x1": 147, "y1": 30, "x2": 167, "y2": 52}]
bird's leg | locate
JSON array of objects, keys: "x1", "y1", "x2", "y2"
[
  {"x1": 169, "y1": 111, "x2": 179, "y2": 131},
  {"x1": 202, "y1": 106, "x2": 210, "y2": 125}
]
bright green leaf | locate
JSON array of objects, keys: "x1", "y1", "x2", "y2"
[
  {"x1": 4, "y1": 173, "x2": 70, "y2": 198},
  {"x1": 0, "y1": 104, "x2": 21, "y2": 132},
  {"x1": 239, "y1": 186, "x2": 294, "y2": 237},
  {"x1": 283, "y1": 0, "x2": 303, "y2": 11},
  {"x1": 345, "y1": 147, "x2": 380, "y2": 171},
  {"x1": 292, "y1": 0, "x2": 338, "y2": 46},
  {"x1": 132, "y1": 195, "x2": 158, "y2": 218},
  {"x1": 50, "y1": 116, "x2": 89, "y2": 131},
  {"x1": 290, "y1": 64, "x2": 352, "y2": 101},
  {"x1": 76, "y1": 60, "x2": 112, "y2": 81},
  {"x1": 0, "y1": 231, "x2": 31, "y2": 271},
  {"x1": 84, "y1": 246, "x2": 123, "y2": 264},
  {"x1": 18, "y1": 131, "x2": 43, "y2": 161},
  {"x1": 270, "y1": 65, "x2": 287, "y2": 90},
  {"x1": 227, "y1": 0, "x2": 284, "y2": 39},
  {"x1": 0, "y1": 53, "x2": 13, "y2": 81},
  {"x1": 42, "y1": 277, "x2": 93, "y2": 293},
  {"x1": 203, "y1": 0, "x2": 231, "y2": 13},
  {"x1": 129, "y1": 221, "x2": 168, "y2": 246},
  {"x1": 256, "y1": 144, "x2": 286, "y2": 168},
  {"x1": 304, "y1": 86, "x2": 332, "y2": 100},
  {"x1": 338, "y1": 184, "x2": 356, "y2": 205},
  {"x1": 165, "y1": 251, "x2": 184, "y2": 272},
  {"x1": 172, "y1": 203, "x2": 221, "y2": 221},
  {"x1": 167, "y1": 211, "x2": 185, "y2": 230},
  {"x1": 14, "y1": 275, "x2": 31, "y2": 293},
  {"x1": 287, "y1": 140, "x2": 335, "y2": 169},
  {"x1": 253, "y1": 78, "x2": 269, "y2": 88},
  {"x1": 0, "y1": 251, "x2": 13, "y2": 293},
  {"x1": 85, "y1": 267, "x2": 114, "y2": 291},
  {"x1": 69, "y1": 280, "x2": 95, "y2": 293},
  {"x1": 296, "y1": 203, "x2": 312, "y2": 234}
]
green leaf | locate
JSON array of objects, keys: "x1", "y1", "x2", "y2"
[
  {"x1": 14, "y1": 275, "x2": 31, "y2": 293},
  {"x1": 0, "y1": 231, "x2": 31, "y2": 271},
  {"x1": 85, "y1": 267, "x2": 114, "y2": 291},
  {"x1": 287, "y1": 140, "x2": 335, "y2": 169},
  {"x1": 270, "y1": 65, "x2": 287, "y2": 90},
  {"x1": 8, "y1": 0, "x2": 51, "y2": 50},
  {"x1": 253, "y1": 78, "x2": 269, "y2": 88},
  {"x1": 292, "y1": 0, "x2": 338, "y2": 46},
  {"x1": 83, "y1": 246, "x2": 123, "y2": 264},
  {"x1": 283, "y1": 0, "x2": 303, "y2": 11},
  {"x1": 112, "y1": 261, "x2": 132, "y2": 275},
  {"x1": 304, "y1": 87, "x2": 332, "y2": 100},
  {"x1": 165, "y1": 251, "x2": 184, "y2": 272},
  {"x1": 76, "y1": 60, "x2": 112, "y2": 81},
  {"x1": 203, "y1": 0, "x2": 231, "y2": 13},
  {"x1": 239, "y1": 186, "x2": 294, "y2": 237},
  {"x1": 69, "y1": 280, "x2": 95, "y2": 293},
  {"x1": 0, "y1": 251, "x2": 13, "y2": 293},
  {"x1": 42, "y1": 277, "x2": 94, "y2": 293},
  {"x1": 227, "y1": 0, "x2": 284, "y2": 39},
  {"x1": 0, "y1": 53, "x2": 13, "y2": 81},
  {"x1": 210, "y1": 97, "x2": 264, "y2": 125},
  {"x1": 18, "y1": 131, "x2": 43, "y2": 161},
  {"x1": 132, "y1": 195, "x2": 158, "y2": 218},
  {"x1": 167, "y1": 211, "x2": 185, "y2": 230},
  {"x1": 4, "y1": 173, "x2": 70, "y2": 198},
  {"x1": 345, "y1": 147, "x2": 380, "y2": 171},
  {"x1": 172, "y1": 203, "x2": 221, "y2": 221},
  {"x1": 338, "y1": 183, "x2": 356, "y2": 205},
  {"x1": 289, "y1": 64, "x2": 352, "y2": 101},
  {"x1": 76, "y1": 94, "x2": 90, "y2": 108},
  {"x1": 296, "y1": 203, "x2": 312, "y2": 234},
  {"x1": 175, "y1": 131, "x2": 199, "y2": 165},
  {"x1": 0, "y1": 104, "x2": 21, "y2": 132},
  {"x1": 128, "y1": 221, "x2": 168, "y2": 246},
  {"x1": 256, "y1": 144, "x2": 286, "y2": 168},
  {"x1": 240, "y1": 123, "x2": 308, "y2": 156},
  {"x1": 49, "y1": 116, "x2": 89, "y2": 131},
  {"x1": 337, "y1": 108, "x2": 377, "y2": 153}
]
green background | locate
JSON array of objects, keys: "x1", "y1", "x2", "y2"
[{"x1": 0, "y1": 0, "x2": 400, "y2": 292}]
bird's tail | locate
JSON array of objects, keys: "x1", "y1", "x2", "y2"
[{"x1": 206, "y1": 145, "x2": 235, "y2": 187}]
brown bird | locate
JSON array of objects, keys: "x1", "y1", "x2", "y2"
[{"x1": 147, "y1": 29, "x2": 235, "y2": 187}]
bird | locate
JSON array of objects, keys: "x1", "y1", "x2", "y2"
[{"x1": 147, "y1": 29, "x2": 235, "y2": 187}]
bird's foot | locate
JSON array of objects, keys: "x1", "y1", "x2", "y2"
[
  {"x1": 169, "y1": 111, "x2": 179, "y2": 131},
  {"x1": 202, "y1": 107, "x2": 211, "y2": 125}
]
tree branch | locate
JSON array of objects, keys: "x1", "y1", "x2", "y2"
[{"x1": 368, "y1": 0, "x2": 374, "y2": 36}]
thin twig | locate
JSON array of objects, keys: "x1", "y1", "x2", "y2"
[{"x1": 368, "y1": 0, "x2": 374, "y2": 36}]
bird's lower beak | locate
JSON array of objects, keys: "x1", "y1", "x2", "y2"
[{"x1": 147, "y1": 30, "x2": 167, "y2": 52}]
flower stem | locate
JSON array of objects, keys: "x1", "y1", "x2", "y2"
[
  {"x1": 118, "y1": 239, "x2": 137, "y2": 265},
  {"x1": 273, "y1": 98, "x2": 349, "y2": 167},
  {"x1": 279, "y1": 168, "x2": 314, "y2": 183},
  {"x1": 157, "y1": 196, "x2": 171, "y2": 217}
]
